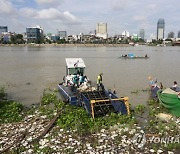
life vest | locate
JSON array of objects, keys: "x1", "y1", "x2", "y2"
[{"x1": 97, "y1": 75, "x2": 102, "y2": 84}]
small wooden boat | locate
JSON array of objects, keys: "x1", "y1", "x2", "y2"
[
  {"x1": 119, "y1": 53, "x2": 149, "y2": 59},
  {"x1": 119, "y1": 56, "x2": 150, "y2": 59},
  {"x1": 157, "y1": 88, "x2": 180, "y2": 117}
]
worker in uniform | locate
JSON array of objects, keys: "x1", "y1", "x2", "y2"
[{"x1": 97, "y1": 73, "x2": 104, "y2": 91}]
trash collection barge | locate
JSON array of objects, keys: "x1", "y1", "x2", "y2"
[{"x1": 58, "y1": 58, "x2": 130, "y2": 118}]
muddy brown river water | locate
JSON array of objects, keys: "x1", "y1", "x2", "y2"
[{"x1": 0, "y1": 46, "x2": 179, "y2": 107}]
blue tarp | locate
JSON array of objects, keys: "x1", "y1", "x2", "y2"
[{"x1": 128, "y1": 53, "x2": 134, "y2": 58}]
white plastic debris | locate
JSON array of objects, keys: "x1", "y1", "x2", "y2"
[{"x1": 156, "y1": 113, "x2": 172, "y2": 122}]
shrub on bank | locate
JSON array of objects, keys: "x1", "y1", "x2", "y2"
[
  {"x1": 56, "y1": 102, "x2": 135, "y2": 135},
  {"x1": 39, "y1": 89, "x2": 136, "y2": 135},
  {"x1": 0, "y1": 100, "x2": 23, "y2": 123},
  {"x1": 0, "y1": 86, "x2": 23, "y2": 123},
  {"x1": 0, "y1": 86, "x2": 6, "y2": 99}
]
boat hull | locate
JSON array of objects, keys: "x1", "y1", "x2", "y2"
[
  {"x1": 58, "y1": 83, "x2": 79, "y2": 106},
  {"x1": 119, "y1": 56, "x2": 149, "y2": 59},
  {"x1": 58, "y1": 83, "x2": 130, "y2": 118},
  {"x1": 157, "y1": 89, "x2": 180, "y2": 117}
]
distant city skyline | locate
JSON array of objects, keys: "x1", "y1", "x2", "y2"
[
  {"x1": 0, "y1": 26, "x2": 8, "y2": 33},
  {"x1": 157, "y1": 18, "x2": 165, "y2": 40},
  {"x1": 0, "y1": 0, "x2": 180, "y2": 39},
  {"x1": 139, "y1": 29, "x2": 145, "y2": 40},
  {"x1": 168, "y1": 31, "x2": 174, "y2": 39},
  {"x1": 96, "y1": 23, "x2": 108, "y2": 39}
]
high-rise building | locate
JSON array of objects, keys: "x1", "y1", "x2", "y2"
[
  {"x1": 122, "y1": 31, "x2": 130, "y2": 37},
  {"x1": 139, "y1": 29, "x2": 145, "y2": 40},
  {"x1": 58, "y1": 31, "x2": 67, "y2": 39},
  {"x1": 157, "y1": 18, "x2": 165, "y2": 40},
  {"x1": 133, "y1": 34, "x2": 138, "y2": 41},
  {"x1": 96, "y1": 23, "x2": 108, "y2": 39},
  {"x1": 167, "y1": 32, "x2": 174, "y2": 38},
  {"x1": 178, "y1": 31, "x2": 180, "y2": 38},
  {"x1": 26, "y1": 26, "x2": 44, "y2": 43},
  {"x1": 0, "y1": 26, "x2": 8, "y2": 34}
]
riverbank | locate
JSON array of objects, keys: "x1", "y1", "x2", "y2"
[
  {"x1": 0, "y1": 87, "x2": 180, "y2": 153},
  {"x1": 0, "y1": 43, "x2": 132, "y2": 47}
]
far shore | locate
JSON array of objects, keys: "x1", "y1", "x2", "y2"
[{"x1": 0, "y1": 43, "x2": 133, "y2": 47}]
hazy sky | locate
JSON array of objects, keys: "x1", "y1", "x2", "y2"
[{"x1": 0, "y1": 0, "x2": 179, "y2": 39}]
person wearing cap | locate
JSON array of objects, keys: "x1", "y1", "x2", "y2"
[
  {"x1": 97, "y1": 73, "x2": 103, "y2": 91},
  {"x1": 149, "y1": 76, "x2": 159, "y2": 98},
  {"x1": 173, "y1": 81, "x2": 177, "y2": 88},
  {"x1": 149, "y1": 76, "x2": 157, "y2": 89},
  {"x1": 171, "y1": 81, "x2": 180, "y2": 92}
]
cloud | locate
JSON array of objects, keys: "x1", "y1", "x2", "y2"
[
  {"x1": 0, "y1": 0, "x2": 17, "y2": 16},
  {"x1": 111, "y1": 0, "x2": 132, "y2": 11},
  {"x1": 139, "y1": 22, "x2": 151, "y2": 30},
  {"x1": 63, "y1": 11, "x2": 80, "y2": 24},
  {"x1": 35, "y1": 0, "x2": 56, "y2": 4},
  {"x1": 133, "y1": 15, "x2": 147, "y2": 21},
  {"x1": 147, "y1": 4, "x2": 157, "y2": 10},
  {"x1": 35, "y1": 0, "x2": 63, "y2": 6},
  {"x1": 16, "y1": 0, "x2": 26, "y2": 3},
  {"x1": 35, "y1": 8, "x2": 62, "y2": 19},
  {"x1": 19, "y1": 7, "x2": 36, "y2": 17},
  {"x1": 20, "y1": 7, "x2": 81, "y2": 25},
  {"x1": 1, "y1": 0, "x2": 179, "y2": 37}
]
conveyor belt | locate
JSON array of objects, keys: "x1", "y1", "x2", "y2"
[
  {"x1": 81, "y1": 91, "x2": 108, "y2": 100},
  {"x1": 81, "y1": 91, "x2": 117, "y2": 118}
]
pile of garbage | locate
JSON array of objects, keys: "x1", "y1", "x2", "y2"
[
  {"x1": 77, "y1": 82, "x2": 96, "y2": 92},
  {"x1": 0, "y1": 114, "x2": 50, "y2": 153}
]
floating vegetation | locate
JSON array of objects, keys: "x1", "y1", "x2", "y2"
[
  {"x1": 134, "y1": 104, "x2": 146, "y2": 113},
  {"x1": 41, "y1": 91, "x2": 57, "y2": 105},
  {"x1": 0, "y1": 86, "x2": 6, "y2": 99},
  {"x1": 131, "y1": 90, "x2": 139, "y2": 94},
  {"x1": 131, "y1": 88, "x2": 150, "y2": 94},
  {"x1": 141, "y1": 88, "x2": 149, "y2": 92},
  {"x1": 0, "y1": 86, "x2": 180, "y2": 153},
  {"x1": 57, "y1": 104, "x2": 135, "y2": 136},
  {"x1": 0, "y1": 86, "x2": 23, "y2": 123}
]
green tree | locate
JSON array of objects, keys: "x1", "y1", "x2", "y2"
[
  {"x1": 11, "y1": 35, "x2": 16, "y2": 44},
  {"x1": 57, "y1": 39, "x2": 66, "y2": 44},
  {"x1": 11, "y1": 34, "x2": 25, "y2": 44}
]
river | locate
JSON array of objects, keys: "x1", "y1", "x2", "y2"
[{"x1": 0, "y1": 45, "x2": 179, "y2": 107}]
